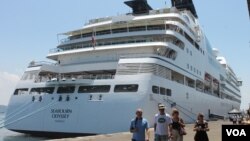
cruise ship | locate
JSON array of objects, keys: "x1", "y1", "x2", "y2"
[{"x1": 4, "y1": 0, "x2": 242, "y2": 136}]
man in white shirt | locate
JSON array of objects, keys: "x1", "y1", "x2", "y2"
[{"x1": 154, "y1": 104, "x2": 173, "y2": 141}]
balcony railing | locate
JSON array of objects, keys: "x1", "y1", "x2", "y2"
[
  {"x1": 28, "y1": 61, "x2": 56, "y2": 68},
  {"x1": 60, "y1": 23, "x2": 182, "y2": 44},
  {"x1": 50, "y1": 38, "x2": 184, "y2": 54},
  {"x1": 84, "y1": 7, "x2": 181, "y2": 26},
  {"x1": 35, "y1": 74, "x2": 115, "y2": 83}
]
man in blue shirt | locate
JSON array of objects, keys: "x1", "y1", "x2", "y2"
[{"x1": 130, "y1": 109, "x2": 150, "y2": 141}]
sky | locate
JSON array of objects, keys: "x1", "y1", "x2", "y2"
[{"x1": 0, "y1": 0, "x2": 249, "y2": 109}]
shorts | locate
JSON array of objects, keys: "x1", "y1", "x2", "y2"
[
  {"x1": 155, "y1": 134, "x2": 168, "y2": 141},
  {"x1": 132, "y1": 139, "x2": 146, "y2": 141}
]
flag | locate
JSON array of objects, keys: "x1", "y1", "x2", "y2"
[{"x1": 91, "y1": 31, "x2": 96, "y2": 49}]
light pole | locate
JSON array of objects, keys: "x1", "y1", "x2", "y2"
[{"x1": 248, "y1": 0, "x2": 250, "y2": 18}]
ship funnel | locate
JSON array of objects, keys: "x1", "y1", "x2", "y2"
[
  {"x1": 125, "y1": 0, "x2": 153, "y2": 15},
  {"x1": 171, "y1": 0, "x2": 198, "y2": 18}
]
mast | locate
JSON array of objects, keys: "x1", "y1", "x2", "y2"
[{"x1": 247, "y1": 0, "x2": 250, "y2": 18}]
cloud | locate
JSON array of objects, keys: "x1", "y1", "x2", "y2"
[{"x1": 0, "y1": 72, "x2": 20, "y2": 105}]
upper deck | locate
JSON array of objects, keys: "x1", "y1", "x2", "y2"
[{"x1": 57, "y1": 7, "x2": 198, "y2": 46}]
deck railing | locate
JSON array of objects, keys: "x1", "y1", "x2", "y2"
[
  {"x1": 35, "y1": 74, "x2": 115, "y2": 83},
  {"x1": 50, "y1": 38, "x2": 184, "y2": 54},
  {"x1": 28, "y1": 61, "x2": 56, "y2": 68}
]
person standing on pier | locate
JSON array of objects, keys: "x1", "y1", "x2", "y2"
[
  {"x1": 171, "y1": 109, "x2": 186, "y2": 141},
  {"x1": 154, "y1": 104, "x2": 173, "y2": 141},
  {"x1": 130, "y1": 108, "x2": 150, "y2": 141},
  {"x1": 193, "y1": 113, "x2": 209, "y2": 141}
]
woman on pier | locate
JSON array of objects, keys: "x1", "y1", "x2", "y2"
[
  {"x1": 171, "y1": 109, "x2": 186, "y2": 141},
  {"x1": 193, "y1": 113, "x2": 209, "y2": 141}
]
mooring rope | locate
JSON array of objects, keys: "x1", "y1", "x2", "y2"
[
  {"x1": 0, "y1": 101, "x2": 33, "y2": 122},
  {"x1": 0, "y1": 101, "x2": 58, "y2": 129},
  {"x1": 0, "y1": 102, "x2": 34, "y2": 125}
]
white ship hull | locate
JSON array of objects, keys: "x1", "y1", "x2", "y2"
[{"x1": 5, "y1": 74, "x2": 239, "y2": 135}]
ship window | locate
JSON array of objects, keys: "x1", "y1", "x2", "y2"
[
  {"x1": 57, "y1": 86, "x2": 75, "y2": 94},
  {"x1": 160, "y1": 87, "x2": 166, "y2": 95},
  {"x1": 184, "y1": 32, "x2": 194, "y2": 44},
  {"x1": 147, "y1": 25, "x2": 165, "y2": 30},
  {"x1": 78, "y1": 85, "x2": 110, "y2": 93},
  {"x1": 81, "y1": 33, "x2": 92, "y2": 38},
  {"x1": 114, "y1": 84, "x2": 138, "y2": 92},
  {"x1": 14, "y1": 88, "x2": 29, "y2": 95},
  {"x1": 129, "y1": 26, "x2": 146, "y2": 32},
  {"x1": 96, "y1": 30, "x2": 111, "y2": 36},
  {"x1": 173, "y1": 39, "x2": 184, "y2": 50},
  {"x1": 158, "y1": 48, "x2": 177, "y2": 60},
  {"x1": 183, "y1": 15, "x2": 190, "y2": 23},
  {"x1": 172, "y1": 71, "x2": 184, "y2": 84},
  {"x1": 21, "y1": 71, "x2": 39, "y2": 81},
  {"x1": 196, "y1": 80, "x2": 204, "y2": 92},
  {"x1": 195, "y1": 43, "x2": 200, "y2": 50},
  {"x1": 185, "y1": 77, "x2": 195, "y2": 88},
  {"x1": 112, "y1": 28, "x2": 127, "y2": 34},
  {"x1": 166, "y1": 89, "x2": 172, "y2": 96},
  {"x1": 30, "y1": 87, "x2": 54, "y2": 95},
  {"x1": 152, "y1": 86, "x2": 159, "y2": 94}
]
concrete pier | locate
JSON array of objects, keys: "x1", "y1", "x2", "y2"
[{"x1": 48, "y1": 120, "x2": 230, "y2": 141}]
